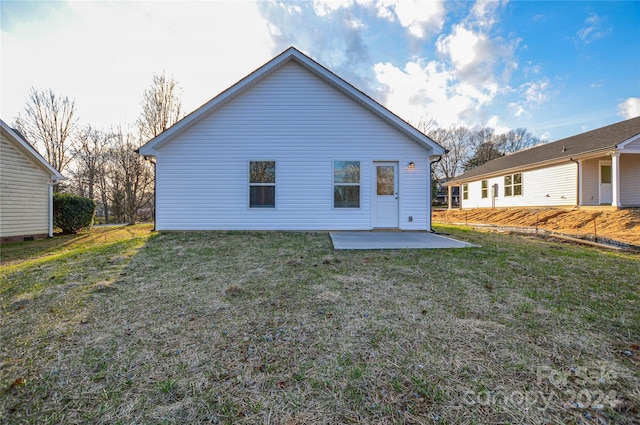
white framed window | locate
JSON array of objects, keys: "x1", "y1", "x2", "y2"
[
  {"x1": 481, "y1": 180, "x2": 488, "y2": 199},
  {"x1": 333, "y1": 161, "x2": 360, "y2": 208},
  {"x1": 462, "y1": 183, "x2": 468, "y2": 200},
  {"x1": 504, "y1": 173, "x2": 522, "y2": 197},
  {"x1": 249, "y1": 161, "x2": 275, "y2": 208}
]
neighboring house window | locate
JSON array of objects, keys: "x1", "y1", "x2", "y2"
[
  {"x1": 462, "y1": 183, "x2": 468, "y2": 200},
  {"x1": 481, "y1": 180, "x2": 488, "y2": 198},
  {"x1": 249, "y1": 161, "x2": 275, "y2": 208},
  {"x1": 504, "y1": 173, "x2": 522, "y2": 197},
  {"x1": 334, "y1": 161, "x2": 360, "y2": 208}
]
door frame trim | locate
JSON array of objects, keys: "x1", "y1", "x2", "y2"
[
  {"x1": 598, "y1": 160, "x2": 612, "y2": 205},
  {"x1": 371, "y1": 161, "x2": 399, "y2": 229}
]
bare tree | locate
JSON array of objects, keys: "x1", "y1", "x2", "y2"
[
  {"x1": 137, "y1": 72, "x2": 183, "y2": 141},
  {"x1": 13, "y1": 88, "x2": 77, "y2": 177},
  {"x1": 431, "y1": 127, "x2": 474, "y2": 182},
  {"x1": 70, "y1": 126, "x2": 117, "y2": 221},
  {"x1": 415, "y1": 116, "x2": 437, "y2": 136},
  {"x1": 496, "y1": 127, "x2": 540, "y2": 154},
  {"x1": 112, "y1": 127, "x2": 154, "y2": 224}
]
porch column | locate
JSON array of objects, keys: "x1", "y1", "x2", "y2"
[
  {"x1": 577, "y1": 159, "x2": 583, "y2": 206},
  {"x1": 447, "y1": 185, "x2": 452, "y2": 210},
  {"x1": 611, "y1": 153, "x2": 620, "y2": 207}
]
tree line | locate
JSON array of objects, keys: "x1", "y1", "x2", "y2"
[
  {"x1": 417, "y1": 120, "x2": 541, "y2": 188},
  {"x1": 12, "y1": 73, "x2": 182, "y2": 224}
]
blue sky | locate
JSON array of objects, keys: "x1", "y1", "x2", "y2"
[{"x1": 1, "y1": 0, "x2": 638, "y2": 141}]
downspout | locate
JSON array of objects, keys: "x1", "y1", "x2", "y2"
[
  {"x1": 151, "y1": 158, "x2": 156, "y2": 231},
  {"x1": 569, "y1": 158, "x2": 580, "y2": 209},
  {"x1": 48, "y1": 177, "x2": 59, "y2": 237},
  {"x1": 429, "y1": 154, "x2": 444, "y2": 233},
  {"x1": 136, "y1": 149, "x2": 157, "y2": 231}
]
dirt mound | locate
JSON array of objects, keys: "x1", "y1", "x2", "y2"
[{"x1": 433, "y1": 208, "x2": 640, "y2": 246}]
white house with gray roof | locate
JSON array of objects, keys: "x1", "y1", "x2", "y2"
[
  {"x1": 138, "y1": 47, "x2": 446, "y2": 231},
  {"x1": 446, "y1": 116, "x2": 640, "y2": 209}
]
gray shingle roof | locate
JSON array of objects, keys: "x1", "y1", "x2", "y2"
[{"x1": 447, "y1": 116, "x2": 640, "y2": 184}]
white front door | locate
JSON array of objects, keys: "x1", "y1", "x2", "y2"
[
  {"x1": 372, "y1": 162, "x2": 399, "y2": 228},
  {"x1": 599, "y1": 161, "x2": 612, "y2": 205}
]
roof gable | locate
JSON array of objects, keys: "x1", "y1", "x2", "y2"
[
  {"x1": 138, "y1": 47, "x2": 445, "y2": 156},
  {"x1": 448, "y1": 116, "x2": 640, "y2": 183},
  {"x1": 0, "y1": 119, "x2": 64, "y2": 181}
]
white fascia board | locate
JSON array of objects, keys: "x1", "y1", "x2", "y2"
[
  {"x1": 0, "y1": 119, "x2": 65, "y2": 182},
  {"x1": 617, "y1": 133, "x2": 640, "y2": 151},
  {"x1": 137, "y1": 47, "x2": 445, "y2": 156}
]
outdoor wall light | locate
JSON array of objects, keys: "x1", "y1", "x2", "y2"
[{"x1": 408, "y1": 162, "x2": 415, "y2": 169}]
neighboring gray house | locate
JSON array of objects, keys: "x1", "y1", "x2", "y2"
[
  {"x1": 138, "y1": 47, "x2": 446, "y2": 231},
  {"x1": 446, "y1": 116, "x2": 640, "y2": 209},
  {"x1": 1, "y1": 119, "x2": 64, "y2": 243}
]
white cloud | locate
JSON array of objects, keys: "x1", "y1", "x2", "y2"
[
  {"x1": 523, "y1": 79, "x2": 551, "y2": 104},
  {"x1": 508, "y1": 102, "x2": 526, "y2": 117},
  {"x1": 371, "y1": 1, "x2": 517, "y2": 131},
  {"x1": 374, "y1": 0, "x2": 396, "y2": 20},
  {"x1": 435, "y1": 23, "x2": 517, "y2": 91},
  {"x1": 485, "y1": 115, "x2": 510, "y2": 134},
  {"x1": 395, "y1": 0, "x2": 445, "y2": 38},
  {"x1": 373, "y1": 58, "x2": 498, "y2": 129},
  {"x1": 576, "y1": 13, "x2": 611, "y2": 44},
  {"x1": 617, "y1": 98, "x2": 640, "y2": 119},
  {"x1": 436, "y1": 25, "x2": 482, "y2": 70},
  {"x1": 471, "y1": 0, "x2": 506, "y2": 28},
  {"x1": 506, "y1": 78, "x2": 552, "y2": 118},
  {"x1": 312, "y1": 0, "x2": 353, "y2": 16},
  {"x1": 375, "y1": 0, "x2": 445, "y2": 38}
]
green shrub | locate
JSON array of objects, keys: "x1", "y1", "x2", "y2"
[{"x1": 53, "y1": 193, "x2": 96, "y2": 234}]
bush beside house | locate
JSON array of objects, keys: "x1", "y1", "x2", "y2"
[{"x1": 53, "y1": 193, "x2": 96, "y2": 234}]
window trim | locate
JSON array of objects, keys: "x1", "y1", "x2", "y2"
[
  {"x1": 504, "y1": 173, "x2": 523, "y2": 197},
  {"x1": 333, "y1": 160, "x2": 361, "y2": 208},
  {"x1": 462, "y1": 183, "x2": 469, "y2": 200},
  {"x1": 248, "y1": 160, "x2": 276, "y2": 208},
  {"x1": 481, "y1": 180, "x2": 488, "y2": 199}
]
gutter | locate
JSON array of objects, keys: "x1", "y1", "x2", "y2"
[
  {"x1": 569, "y1": 158, "x2": 580, "y2": 208},
  {"x1": 136, "y1": 148, "x2": 157, "y2": 231},
  {"x1": 48, "y1": 176, "x2": 61, "y2": 237},
  {"x1": 428, "y1": 154, "x2": 444, "y2": 233}
]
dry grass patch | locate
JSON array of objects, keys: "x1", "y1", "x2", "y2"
[
  {"x1": 434, "y1": 208, "x2": 640, "y2": 245},
  {"x1": 1, "y1": 226, "x2": 639, "y2": 424}
]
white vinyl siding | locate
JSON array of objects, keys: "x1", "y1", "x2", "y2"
[
  {"x1": 620, "y1": 154, "x2": 640, "y2": 206},
  {"x1": 0, "y1": 131, "x2": 51, "y2": 238},
  {"x1": 461, "y1": 162, "x2": 577, "y2": 208},
  {"x1": 154, "y1": 62, "x2": 433, "y2": 231}
]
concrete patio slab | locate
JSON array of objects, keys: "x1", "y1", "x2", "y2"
[{"x1": 329, "y1": 231, "x2": 476, "y2": 250}]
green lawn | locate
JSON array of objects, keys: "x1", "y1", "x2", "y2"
[{"x1": 1, "y1": 225, "x2": 638, "y2": 424}]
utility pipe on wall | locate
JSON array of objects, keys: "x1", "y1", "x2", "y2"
[
  {"x1": 569, "y1": 157, "x2": 580, "y2": 208},
  {"x1": 429, "y1": 155, "x2": 444, "y2": 233}
]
